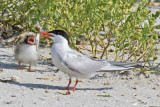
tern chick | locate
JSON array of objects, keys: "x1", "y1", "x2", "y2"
[{"x1": 14, "y1": 32, "x2": 38, "y2": 72}]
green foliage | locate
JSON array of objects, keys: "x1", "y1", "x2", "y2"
[{"x1": 0, "y1": 0, "x2": 159, "y2": 62}]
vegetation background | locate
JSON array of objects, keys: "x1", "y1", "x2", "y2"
[{"x1": 0, "y1": 0, "x2": 160, "y2": 70}]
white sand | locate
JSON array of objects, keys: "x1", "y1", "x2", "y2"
[{"x1": 0, "y1": 46, "x2": 160, "y2": 107}]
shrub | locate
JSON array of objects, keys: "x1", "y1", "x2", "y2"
[{"x1": 0, "y1": 0, "x2": 159, "y2": 62}]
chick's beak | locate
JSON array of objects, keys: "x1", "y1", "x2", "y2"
[
  {"x1": 27, "y1": 36, "x2": 35, "y2": 45},
  {"x1": 39, "y1": 32, "x2": 54, "y2": 38}
]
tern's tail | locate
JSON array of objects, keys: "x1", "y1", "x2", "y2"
[
  {"x1": 99, "y1": 65, "x2": 134, "y2": 71},
  {"x1": 107, "y1": 61, "x2": 148, "y2": 67},
  {"x1": 97, "y1": 60, "x2": 148, "y2": 72},
  {"x1": 93, "y1": 58, "x2": 150, "y2": 72}
]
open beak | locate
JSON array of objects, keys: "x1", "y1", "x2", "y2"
[
  {"x1": 36, "y1": 32, "x2": 54, "y2": 50},
  {"x1": 27, "y1": 36, "x2": 35, "y2": 45},
  {"x1": 39, "y1": 32, "x2": 54, "y2": 38},
  {"x1": 35, "y1": 32, "x2": 54, "y2": 50}
]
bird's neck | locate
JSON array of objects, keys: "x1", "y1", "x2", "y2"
[{"x1": 53, "y1": 41, "x2": 71, "y2": 52}]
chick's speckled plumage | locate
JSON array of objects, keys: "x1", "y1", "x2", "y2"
[
  {"x1": 14, "y1": 32, "x2": 38, "y2": 72},
  {"x1": 14, "y1": 44, "x2": 38, "y2": 65}
]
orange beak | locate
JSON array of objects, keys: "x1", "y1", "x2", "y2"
[{"x1": 39, "y1": 32, "x2": 54, "y2": 38}]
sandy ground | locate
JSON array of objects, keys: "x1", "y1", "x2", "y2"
[{"x1": 0, "y1": 45, "x2": 160, "y2": 107}]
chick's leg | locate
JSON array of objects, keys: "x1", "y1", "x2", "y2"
[
  {"x1": 27, "y1": 64, "x2": 35, "y2": 72},
  {"x1": 18, "y1": 61, "x2": 23, "y2": 70}
]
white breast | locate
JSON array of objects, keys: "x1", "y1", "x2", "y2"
[
  {"x1": 15, "y1": 44, "x2": 38, "y2": 65},
  {"x1": 51, "y1": 44, "x2": 91, "y2": 79},
  {"x1": 51, "y1": 44, "x2": 68, "y2": 72}
]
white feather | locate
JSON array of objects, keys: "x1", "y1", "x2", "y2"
[
  {"x1": 49, "y1": 35, "x2": 135, "y2": 79},
  {"x1": 14, "y1": 44, "x2": 38, "y2": 65}
]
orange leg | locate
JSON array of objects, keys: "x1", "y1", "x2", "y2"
[
  {"x1": 27, "y1": 64, "x2": 35, "y2": 72},
  {"x1": 18, "y1": 61, "x2": 23, "y2": 70},
  {"x1": 63, "y1": 79, "x2": 71, "y2": 91},
  {"x1": 70, "y1": 79, "x2": 78, "y2": 92}
]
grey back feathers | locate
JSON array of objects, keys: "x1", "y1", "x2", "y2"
[{"x1": 48, "y1": 30, "x2": 69, "y2": 42}]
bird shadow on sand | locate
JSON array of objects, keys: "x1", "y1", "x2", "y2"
[
  {"x1": 0, "y1": 53, "x2": 18, "y2": 69},
  {"x1": 0, "y1": 61, "x2": 18, "y2": 70},
  {"x1": 7, "y1": 81, "x2": 112, "y2": 91},
  {"x1": 37, "y1": 60, "x2": 52, "y2": 66}
]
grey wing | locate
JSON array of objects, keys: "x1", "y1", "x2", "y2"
[
  {"x1": 14, "y1": 45, "x2": 21, "y2": 60},
  {"x1": 61, "y1": 51, "x2": 104, "y2": 75},
  {"x1": 92, "y1": 58, "x2": 145, "y2": 67},
  {"x1": 14, "y1": 43, "x2": 25, "y2": 54},
  {"x1": 14, "y1": 44, "x2": 21, "y2": 55}
]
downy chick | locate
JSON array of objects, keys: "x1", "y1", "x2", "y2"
[{"x1": 14, "y1": 32, "x2": 38, "y2": 72}]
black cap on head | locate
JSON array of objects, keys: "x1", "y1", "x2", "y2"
[{"x1": 48, "y1": 30, "x2": 69, "y2": 42}]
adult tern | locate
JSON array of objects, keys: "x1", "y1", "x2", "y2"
[{"x1": 40, "y1": 30, "x2": 139, "y2": 91}]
